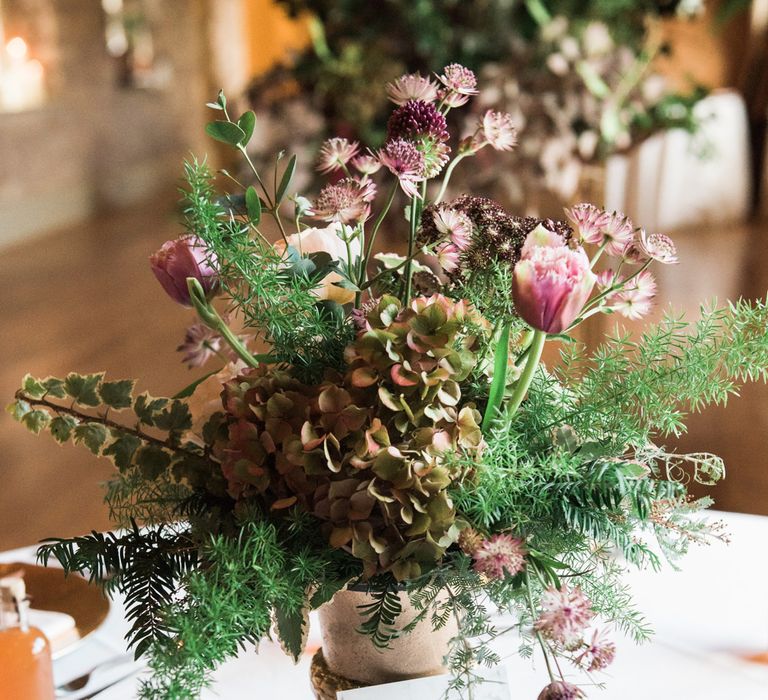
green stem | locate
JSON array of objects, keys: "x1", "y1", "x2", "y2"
[
  {"x1": 481, "y1": 323, "x2": 512, "y2": 433},
  {"x1": 589, "y1": 241, "x2": 608, "y2": 268},
  {"x1": 525, "y1": 0, "x2": 552, "y2": 27},
  {"x1": 524, "y1": 570, "x2": 557, "y2": 684},
  {"x1": 402, "y1": 181, "x2": 426, "y2": 305},
  {"x1": 187, "y1": 278, "x2": 259, "y2": 369},
  {"x1": 365, "y1": 183, "x2": 397, "y2": 264},
  {"x1": 434, "y1": 152, "x2": 469, "y2": 205},
  {"x1": 505, "y1": 329, "x2": 546, "y2": 420}
]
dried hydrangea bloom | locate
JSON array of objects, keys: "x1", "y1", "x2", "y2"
[
  {"x1": 537, "y1": 681, "x2": 585, "y2": 700},
  {"x1": 624, "y1": 229, "x2": 679, "y2": 265},
  {"x1": 565, "y1": 203, "x2": 612, "y2": 245},
  {"x1": 316, "y1": 137, "x2": 360, "y2": 174},
  {"x1": 472, "y1": 533, "x2": 527, "y2": 579},
  {"x1": 351, "y1": 153, "x2": 382, "y2": 176},
  {"x1": 479, "y1": 110, "x2": 518, "y2": 151},
  {"x1": 534, "y1": 586, "x2": 594, "y2": 647},
  {"x1": 313, "y1": 178, "x2": 376, "y2": 224},
  {"x1": 378, "y1": 138, "x2": 426, "y2": 197},
  {"x1": 575, "y1": 628, "x2": 616, "y2": 671},
  {"x1": 177, "y1": 323, "x2": 224, "y2": 368},
  {"x1": 386, "y1": 99, "x2": 450, "y2": 143},
  {"x1": 385, "y1": 72, "x2": 439, "y2": 105}
]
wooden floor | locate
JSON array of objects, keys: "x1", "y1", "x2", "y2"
[{"x1": 0, "y1": 197, "x2": 766, "y2": 550}]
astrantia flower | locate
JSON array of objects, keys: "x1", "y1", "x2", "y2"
[
  {"x1": 316, "y1": 137, "x2": 360, "y2": 174},
  {"x1": 565, "y1": 203, "x2": 612, "y2": 245},
  {"x1": 433, "y1": 207, "x2": 472, "y2": 250},
  {"x1": 313, "y1": 178, "x2": 376, "y2": 224},
  {"x1": 537, "y1": 681, "x2": 585, "y2": 700},
  {"x1": 150, "y1": 236, "x2": 219, "y2": 307},
  {"x1": 420, "y1": 140, "x2": 451, "y2": 179},
  {"x1": 535, "y1": 586, "x2": 594, "y2": 647},
  {"x1": 478, "y1": 110, "x2": 518, "y2": 151},
  {"x1": 601, "y1": 211, "x2": 636, "y2": 256},
  {"x1": 436, "y1": 242, "x2": 461, "y2": 273},
  {"x1": 438, "y1": 63, "x2": 478, "y2": 107},
  {"x1": 608, "y1": 287, "x2": 654, "y2": 320},
  {"x1": 351, "y1": 154, "x2": 382, "y2": 175},
  {"x1": 378, "y1": 138, "x2": 426, "y2": 197},
  {"x1": 513, "y1": 226, "x2": 597, "y2": 334},
  {"x1": 177, "y1": 323, "x2": 224, "y2": 368},
  {"x1": 386, "y1": 72, "x2": 439, "y2": 105},
  {"x1": 625, "y1": 269, "x2": 657, "y2": 298},
  {"x1": 624, "y1": 229, "x2": 678, "y2": 265},
  {"x1": 387, "y1": 100, "x2": 449, "y2": 142},
  {"x1": 472, "y1": 533, "x2": 527, "y2": 579},
  {"x1": 575, "y1": 629, "x2": 617, "y2": 671},
  {"x1": 595, "y1": 268, "x2": 619, "y2": 289}
]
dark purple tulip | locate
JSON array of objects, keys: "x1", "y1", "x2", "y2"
[{"x1": 149, "y1": 236, "x2": 219, "y2": 306}]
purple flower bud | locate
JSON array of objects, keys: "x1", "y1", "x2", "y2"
[{"x1": 149, "y1": 236, "x2": 219, "y2": 306}]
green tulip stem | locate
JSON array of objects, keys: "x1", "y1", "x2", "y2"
[
  {"x1": 187, "y1": 278, "x2": 259, "y2": 369},
  {"x1": 505, "y1": 329, "x2": 547, "y2": 421},
  {"x1": 481, "y1": 322, "x2": 512, "y2": 433}
]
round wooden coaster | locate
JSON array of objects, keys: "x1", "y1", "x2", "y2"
[{"x1": 310, "y1": 649, "x2": 369, "y2": 700}]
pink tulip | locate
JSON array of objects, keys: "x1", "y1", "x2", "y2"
[
  {"x1": 512, "y1": 225, "x2": 596, "y2": 334},
  {"x1": 150, "y1": 236, "x2": 219, "y2": 306}
]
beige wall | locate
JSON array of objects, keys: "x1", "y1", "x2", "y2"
[{"x1": 0, "y1": 0, "x2": 211, "y2": 247}]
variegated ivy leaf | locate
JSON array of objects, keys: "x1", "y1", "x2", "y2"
[
  {"x1": 136, "y1": 445, "x2": 171, "y2": 480},
  {"x1": 103, "y1": 432, "x2": 142, "y2": 471},
  {"x1": 133, "y1": 394, "x2": 169, "y2": 426},
  {"x1": 273, "y1": 603, "x2": 309, "y2": 663},
  {"x1": 21, "y1": 374, "x2": 47, "y2": 399},
  {"x1": 73, "y1": 422, "x2": 109, "y2": 454},
  {"x1": 41, "y1": 377, "x2": 67, "y2": 399},
  {"x1": 49, "y1": 415, "x2": 79, "y2": 444},
  {"x1": 98, "y1": 379, "x2": 136, "y2": 410},
  {"x1": 153, "y1": 401, "x2": 192, "y2": 433},
  {"x1": 64, "y1": 372, "x2": 104, "y2": 407},
  {"x1": 6, "y1": 399, "x2": 31, "y2": 422},
  {"x1": 22, "y1": 409, "x2": 51, "y2": 434}
]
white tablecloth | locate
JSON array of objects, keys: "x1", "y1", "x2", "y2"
[{"x1": 2, "y1": 510, "x2": 767, "y2": 699}]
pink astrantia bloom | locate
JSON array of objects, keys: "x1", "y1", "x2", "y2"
[
  {"x1": 565, "y1": 203, "x2": 612, "y2": 245},
  {"x1": 535, "y1": 586, "x2": 594, "y2": 647},
  {"x1": 575, "y1": 628, "x2": 617, "y2": 672},
  {"x1": 513, "y1": 226, "x2": 597, "y2": 334},
  {"x1": 436, "y1": 242, "x2": 461, "y2": 273},
  {"x1": 433, "y1": 207, "x2": 472, "y2": 250},
  {"x1": 608, "y1": 287, "x2": 654, "y2": 320},
  {"x1": 602, "y1": 211, "x2": 636, "y2": 256},
  {"x1": 150, "y1": 236, "x2": 219, "y2": 307},
  {"x1": 438, "y1": 63, "x2": 478, "y2": 108},
  {"x1": 351, "y1": 154, "x2": 382, "y2": 176},
  {"x1": 472, "y1": 533, "x2": 527, "y2": 579},
  {"x1": 624, "y1": 229, "x2": 679, "y2": 265},
  {"x1": 478, "y1": 110, "x2": 518, "y2": 151},
  {"x1": 537, "y1": 681, "x2": 585, "y2": 700},
  {"x1": 316, "y1": 137, "x2": 360, "y2": 175},
  {"x1": 595, "y1": 268, "x2": 620, "y2": 289},
  {"x1": 386, "y1": 72, "x2": 439, "y2": 105},
  {"x1": 313, "y1": 178, "x2": 376, "y2": 224},
  {"x1": 625, "y1": 269, "x2": 657, "y2": 298},
  {"x1": 177, "y1": 323, "x2": 224, "y2": 367},
  {"x1": 378, "y1": 138, "x2": 426, "y2": 197}
]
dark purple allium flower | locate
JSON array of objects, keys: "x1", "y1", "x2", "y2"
[
  {"x1": 150, "y1": 236, "x2": 219, "y2": 306},
  {"x1": 386, "y1": 100, "x2": 449, "y2": 143}
]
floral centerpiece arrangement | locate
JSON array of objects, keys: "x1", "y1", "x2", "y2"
[{"x1": 10, "y1": 64, "x2": 768, "y2": 700}]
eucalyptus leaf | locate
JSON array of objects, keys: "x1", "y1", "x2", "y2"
[
  {"x1": 245, "y1": 186, "x2": 261, "y2": 225},
  {"x1": 237, "y1": 111, "x2": 256, "y2": 145},
  {"x1": 205, "y1": 120, "x2": 246, "y2": 147},
  {"x1": 275, "y1": 154, "x2": 297, "y2": 204}
]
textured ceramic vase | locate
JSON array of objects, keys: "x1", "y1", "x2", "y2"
[{"x1": 318, "y1": 588, "x2": 457, "y2": 686}]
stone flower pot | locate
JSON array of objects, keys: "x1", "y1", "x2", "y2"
[{"x1": 315, "y1": 587, "x2": 457, "y2": 689}]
